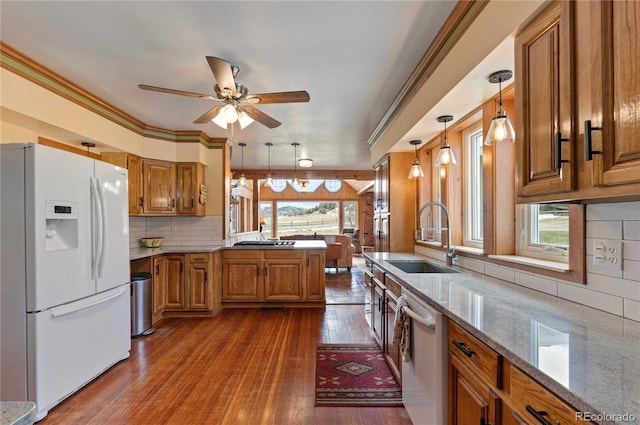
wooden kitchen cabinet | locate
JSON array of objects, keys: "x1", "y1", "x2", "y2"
[
  {"x1": 264, "y1": 251, "x2": 304, "y2": 301},
  {"x1": 449, "y1": 354, "x2": 499, "y2": 425},
  {"x1": 222, "y1": 251, "x2": 262, "y2": 301},
  {"x1": 101, "y1": 152, "x2": 143, "y2": 215},
  {"x1": 152, "y1": 256, "x2": 167, "y2": 320},
  {"x1": 373, "y1": 153, "x2": 415, "y2": 252},
  {"x1": 176, "y1": 162, "x2": 205, "y2": 216},
  {"x1": 515, "y1": 0, "x2": 576, "y2": 199},
  {"x1": 515, "y1": 0, "x2": 640, "y2": 202},
  {"x1": 384, "y1": 282, "x2": 401, "y2": 383},
  {"x1": 185, "y1": 253, "x2": 211, "y2": 310},
  {"x1": 142, "y1": 159, "x2": 176, "y2": 215},
  {"x1": 164, "y1": 255, "x2": 185, "y2": 310},
  {"x1": 370, "y1": 265, "x2": 385, "y2": 347},
  {"x1": 305, "y1": 250, "x2": 326, "y2": 301}
]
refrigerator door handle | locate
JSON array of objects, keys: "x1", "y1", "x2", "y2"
[
  {"x1": 95, "y1": 178, "x2": 108, "y2": 278},
  {"x1": 89, "y1": 177, "x2": 100, "y2": 279},
  {"x1": 49, "y1": 286, "x2": 129, "y2": 319}
]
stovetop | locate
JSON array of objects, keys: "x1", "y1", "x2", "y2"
[{"x1": 233, "y1": 240, "x2": 296, "y2": 246}]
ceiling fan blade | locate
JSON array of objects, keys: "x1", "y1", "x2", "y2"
[
  {"x1": 206, "y1": 56, "x2": 237, "y2": 97},
  {"x1": 193, "y1": 105, "x2": 223, "y2": 124},
  {"x1": 242, "y1": 105, "x2": 281, "y2": 128},
  {"x1": 246, "y1": 91, "x2": 310, "y2": 104},
  {"x1": 138, "y1": 84, "x2": 216, "y2": 100}
]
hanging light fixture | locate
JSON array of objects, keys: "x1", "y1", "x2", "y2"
[
  {"x1": 408, "y1": 140, "x2": 424, "y2": 179},
  {"x1": 211, "y1": 101, "x2": 254, "y2": 130},
  {"x1": 435, "y1": 115, "x2": 456, "y2": 167},
  {"x1": 298, "y1": 158, "x2": 313, "y2": 168},
  {"x1": 484, "y1": 70, "x2": 515, "y2": 145},
  {"x1": 238, "y1": 142, "x2": 247, "y2": 186},
  {"x1": 291, "y1": 142, "x2": 299, "y2": 185},
  {"x1": 264, "y1": 142, "x2": 273, "y2": 188}
]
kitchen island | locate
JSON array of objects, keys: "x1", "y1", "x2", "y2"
[{"x1": 364, "y1": 251, "x2": 639, "y2": 425}]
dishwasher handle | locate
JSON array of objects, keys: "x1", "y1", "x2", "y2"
[{"x1": 401, "y1": 305, "x2": 436, "y2": 331}]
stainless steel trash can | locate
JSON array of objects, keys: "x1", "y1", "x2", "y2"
[{"x1": 130, "y1": 272, "x2": 154, "y2": 338}]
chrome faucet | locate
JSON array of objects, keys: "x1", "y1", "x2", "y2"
[{"x1": 417, "y1": 201, "x2": 456, "y2": 266}]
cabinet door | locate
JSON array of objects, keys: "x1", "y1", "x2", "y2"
[
  {"x1": 186, "y1": 261, "x2": 210, "y2": 310},
  {"x1": 374, "y1": 157, "x2": 390, "y2": 213},
  {"x1": 164, "y1": 255, "x2": 185, "y2": 310},
  {"x1": 305, "y1": 251, "x2": 325, "y2": 301},
  {"x1": 384, "y1": 291, "x2": 401, "y2": 383},
  {"x1": 127, "y1": 154, "x2": 143, "y2": 215},
  {"x1": 152, "y1": 256, "x2": 167, "y2": 316},
  {"x1": 176, "y1": 163, "x2": 205, "y2": 216},
  {"x1": 448, "y1": 355, "x2": 499, "y2": 425},
  {"x1": 222, "y1": 261, "x2": 262, "y2": 301},
  {"x1": 142, "y1": 159, "x2": 176, "y2": 215},
  {"x1": 374, "y1": 215, "x2": 390, "y2": 252},
  {"x1": 372, "y1": 281, "x2": 385, "y2": 347},
  {"x1": 588, "y1": 0, "x2": 640, "y2": 187},
  {"x1": 264, "y1": 260, "x2": 304, "y2": 301},
  {"x1": 516, "y1": 1, "x2": 576, "y2": 198}
]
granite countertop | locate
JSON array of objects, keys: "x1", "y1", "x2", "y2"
[
  {"x1": 1, "y1": 402, "x2": 36, "y2": 425},
  {"x1": 364, "y1": 252, "x2": 640, "y2": 425},
  {"x1": 130, "y1": 240, "x2": 327, "y2": 260}
]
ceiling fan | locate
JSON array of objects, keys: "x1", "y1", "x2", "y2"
[{"x1": 139, "y1": 56, "x2": 310, "y2": 129}]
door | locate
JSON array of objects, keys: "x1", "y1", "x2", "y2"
[
  {"x1": 94, "y1": 160, "x2": 130, "y2": 293},
  {"x1": 305, "y1": 251, "x2": 325, "y2": 301},
  {"x1": 449, "y1": 355, "x2": 498, "y2": 425},
  {"x1": 127, "y1": 154, "x2": 143, "y2": 215},
  {"x1": 222, "y1": 261, "x2": 262, "y2": 301},
  {"x1": 264, "y1": 261, "x2": 303, "y2": 301},
  {"x1": 187, "y1": 261, "x2": 210, "y2": 310},
  {"x1": 164, "y1": 255, "x2": 185, "y2": 309},
  {"x1": 152, "y1": 256, "x2": 167, "y2": 315},
  {"x1": 142, "y1": 159, "x2": 175, "y2": 215},
  {"x1": 29, "y1": 144, "x2": 94, "y2": 311}
]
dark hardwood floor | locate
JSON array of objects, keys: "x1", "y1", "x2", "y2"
[{"x1": 39, "y1": 259, "x2": 412, "y2": 425}]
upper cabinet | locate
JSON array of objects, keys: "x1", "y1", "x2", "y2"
[
  {"x1": 587, "y1": 0, "x2": 640, "y2": 188},
  {"x1": 102, "y1": 153, "x2": 206, "y2": 216},
  {"x1": 515, "y1": 0, "x2": 576, "y2": 198},
  {"x1": 515, "y1": 0, "x2": 640, "y2": 203}
]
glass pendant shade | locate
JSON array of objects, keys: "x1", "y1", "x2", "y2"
[
  {"x1": 221, "y1": 103, "x2": 238, "y2": 123},
  {"x1": 484, "y1": 113, "x2": 515, "y2": 145},
  {"x1": 238, "y1": 110, "x2": 254, "y2": 129},
  {"x1": 265, "y1": 173, "x2": 273, "y2": 187},
  {"x1": 238, "y1": 173, "x2": 247, "y2": 186},
  {"x1": 435, "y1": 145, "x2": 456, "y2": 167},
  {"x1": 211, "y1": 113, "x2": 228, "y2": 129},
  {"x1": 408, "y1": 160, "x2": 424, "y2": 179}
]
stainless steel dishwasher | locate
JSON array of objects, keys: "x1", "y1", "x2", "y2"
[{"x1": 401, "y1": 287, "x2": 447, "y2": 425}]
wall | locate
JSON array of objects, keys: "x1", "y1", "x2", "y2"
[
  {"x1": 416, "y1": 201, "x2": 640, "y2": 322},
  {"x1": 129, "y1": 216, "x2": 224, "y2": 249}
]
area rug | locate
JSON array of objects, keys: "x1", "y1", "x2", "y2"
[{"x1": 315, "y1": 343, "x2": 402, "y2": 407}]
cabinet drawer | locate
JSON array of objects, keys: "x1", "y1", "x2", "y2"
[
  {"x1": 263, "y1": 250, "x2": 304, "y2": 260},
  {"x1": 384, "y1": 273, "x2": 401, "y2": 298},
  {"x1": 510, "y1": 366, "x2": 587, "y2": 424},
  {"x1": 448, "y1": 321, "x2": 500, "y2": 387},
  {"x1": 223, "y1": 249, "x2": 262, "y2": 259},
  {"x1": 363, "y1": 269, "x2": 374, "y2": 288},
  {"x1": 187, "y1": 253, "x2": 210, "y2": 263},
  {"x1": 373, "y1": 264, "x2": 385, "y2": 283}
]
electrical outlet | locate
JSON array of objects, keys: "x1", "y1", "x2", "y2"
[{"x1": 592, "y1": 239, "x2": 623, "y2": 270}]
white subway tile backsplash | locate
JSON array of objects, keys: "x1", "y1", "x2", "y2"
[
  {"x1": 623, "y1": 260, "x2": 640, "y2": 282},
  {"x1": 458, "y1": 257, "x2": 485, "y2": 274},
  {"x1": 585, "y1": 220, "x2": 623, "y2": 239},
  {"x1": 624, "y1": 221, "x2": 640, "y2": 241},
  {"x1": 515, "y1": 272, "x2": 558, "y2": 296},
  {"x1": 624, "y1": 299, "x2": 640, "y2": 322},
  {"x1": 586, "y1": 201, "x2": 640, "y2": 221},
  {"x1": 557, "y1": 282, "x2": 623, "y2": 316},
  {"x1": 624, "y1": 241, "x2": 640, "y2": 260},
  {"x1": 484, "y1": 264, "x2": 515, "y2": 283},
  {"x1": 128, "y1": 215, "x2": 224, "y2": 247},
  {"x1": 586, "y1": 256, "x2": 624, "y2": 278},
  {"x1": 587, "y1": 272, "x2": 640, "y2": 301}
]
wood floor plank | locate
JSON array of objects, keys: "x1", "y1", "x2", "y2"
[{"x1": 38, "y1": 304, "x2": 411, "y2": 425}]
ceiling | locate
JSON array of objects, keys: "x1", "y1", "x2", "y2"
[{"x1": 0, "y1": 1, "x2": 544, "y2": 173}]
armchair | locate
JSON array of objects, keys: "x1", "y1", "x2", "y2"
[{"x1": 342, "y1": 228, "x2": 361, "y2": 254}]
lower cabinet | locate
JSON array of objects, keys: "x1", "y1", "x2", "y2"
[
  {"x1": 164, "y1": 255, "x2": 185, "y2": 310},
  {"x1": 152, "y1": 256, "x2": 167, "y2": 320},
  {"x1": 222, "y1": 249, "x2": 325, "y2": 304},
  {"x1": 449, "y1": 354, "x2": 499, "y2": 425},
  {"x1": 185, "y1": 253, "x2": 212, "y2": 310}
]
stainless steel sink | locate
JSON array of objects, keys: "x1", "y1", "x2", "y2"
[{"x1": 386, "y1": 260, "x2": 458, "y2": 274}]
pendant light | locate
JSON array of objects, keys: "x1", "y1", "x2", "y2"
[
  {"x1": 435, "y1": 115, "x2": 456, "y2": 167},
  {"x1": 264, "y1": 142, "x2": 273, "y2": 188},
  {"x1": 408, "y1": 140, "x2": 424, "y2": 179},
  {"x1": 238, "y1": 142, "x2": 247, "y2": 186},
  {"x1": 291, "y1": 142, "x2": 299, "y2": 185},
  {"x1": 484, "y1": 70, "x2": 515, "y2": 145}
]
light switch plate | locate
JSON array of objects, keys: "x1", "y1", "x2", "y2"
[{"x1": 592, "y1": 239, "x2": 623, "y2": 271}]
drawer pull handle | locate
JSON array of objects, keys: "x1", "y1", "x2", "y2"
[
  {"x1": 452, "y1": 340, "x2": 476, "y2": 357},
  {"x1": 554, "y1": 131, "x2": 569, "y2": 169},
  {"x1": 525, "y1": 405, "x2": 552, "y2": 425},
  {"x1": 584, "y1": 120, "x2": 602, "y2": 161}
]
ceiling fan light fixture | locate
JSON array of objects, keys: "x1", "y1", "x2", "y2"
[
  {"x1": 238, "y1": 110, "x2": 254, "y2": 129},
  {"x1": 435, "y1": 115, "x2": 456, "y2": 167},
  {"x1": 221, "y1": 103, "x2": 238, "y2": 123},
  {"x1": 211, "y1": 113, "x2": 228, "y2": 129},
  {"x1": 298, "y1": 158, "x2": 313, "y2": 168},
  {"x1": 484, "y1": 70, "x2": 515, "y2": 146},
  {"x1": 407, "y1": 140, "x2": 424, "y2": 179}
]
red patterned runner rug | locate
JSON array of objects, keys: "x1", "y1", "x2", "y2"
[{"x1": 315, "y1": 343, "x2": 402, "y2": 407}]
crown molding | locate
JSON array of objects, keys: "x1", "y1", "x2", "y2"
[{"x1": 0, "y1": 42, "x2": 223, "y2": 148}]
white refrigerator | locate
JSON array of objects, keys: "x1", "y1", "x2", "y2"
[{"x1": 1, "y1": 143, "x2": 131, "y2": 421}]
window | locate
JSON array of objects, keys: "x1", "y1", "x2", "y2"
[
  {"x1": 269, "y1": 179, "x2": 287, "y2": 192},
  {"x1": 517, "y1": 204, "x2": 569, "y2": 262},
  {"x1": 276, "y1": 201, "x2": 339, "y2": 236},
  {"x1": 324, "y1": 180, "x2": 342, "y2": 192},
  {"x1": 259, "y1": 201, "x2": 273, "y2": 238},
  {"x1": 463, "y1": 124, "x2": 484, "y2": 248}
]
